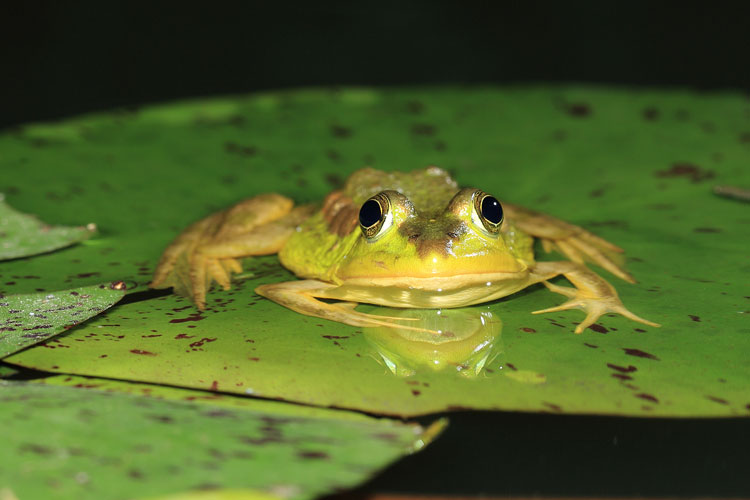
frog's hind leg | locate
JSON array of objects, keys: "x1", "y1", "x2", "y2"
[
  {"x1": 151, "y1": 194, "x2": 314, "y2": 310},
  {"x1": 529, "y1": 261, "x2": 660, "y2": 334},
  {"x1": 503, "y1": 202, "x2": 635, "y2": 283},
  {"x1": 255, "y1": 280, "x2": 439, "y2": 333}
]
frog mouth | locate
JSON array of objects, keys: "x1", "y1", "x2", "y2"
[
  {"x1": 327, "y1": 270, "x2": 534, "y2": 309},
  {"x1": 339, "y1": 270, "x2": 530, "y2": 290}
]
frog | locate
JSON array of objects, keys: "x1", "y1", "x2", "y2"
[{"x1": 150, "y1": 167, "x2": 660, "y2": 334}]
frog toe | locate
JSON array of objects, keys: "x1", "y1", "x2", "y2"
[
  {"x1": 222, "y1": 258, "x2": 243, "y2": 274},
  {"x1": 532, "y1": 287, "x2": 660, "y2": 334}
]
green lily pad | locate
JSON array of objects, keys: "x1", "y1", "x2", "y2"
[
  {"x1": 2, "y1": 87, "x2": 749, "y2": 417},
  {"x1": 0, "y1": 282, "x2": 126, "y2": 358},
  {"x1": 0, "y1": 196, "x2": 95, "y2": 261},
  {"x1": 0, "y1": 376, "x2": 440, "y2": 500}
]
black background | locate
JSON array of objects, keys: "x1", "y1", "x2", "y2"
[
  {"x1": 2, "y1": 1, "x2": 750, "y2": 130},
  {"x1": 2, "y1": 1, "x2": 749, "y2": 497}
]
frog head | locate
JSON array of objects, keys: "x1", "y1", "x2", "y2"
[{"x1": 333, "y1": 187, "x2": 528, "y2": 288}]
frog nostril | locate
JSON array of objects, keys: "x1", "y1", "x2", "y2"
[{"x1": 408, "y1": 233, "x2": 420, "y2": 241}]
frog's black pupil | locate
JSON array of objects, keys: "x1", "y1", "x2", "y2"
[
  {"x1": 481, "y1": 196, "x2": 503, "y2": 224},
  {"x1": 359, "y1": 199, "x2": 382, "y2": 228}
]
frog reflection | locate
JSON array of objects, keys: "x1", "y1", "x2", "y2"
[{"x1": 362, "y1": 307, "x2": 502, "y2": 378}]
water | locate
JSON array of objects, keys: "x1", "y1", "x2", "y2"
[{"x1": 363, "y1": 306, "x2": 503, "y2": 378}]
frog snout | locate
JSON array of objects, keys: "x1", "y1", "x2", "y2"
[{"x1": 405, "y1": 220, "x2": 466, "y2": 259}]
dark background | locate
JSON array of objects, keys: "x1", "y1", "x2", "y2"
[
  {"x1": 2, "y1": 1, "x2": 750, "y2": 130},
  {"x1": 2, "y1": 1, "x2": 749, "y2": 497}
]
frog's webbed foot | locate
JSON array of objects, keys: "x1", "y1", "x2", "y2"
[
  {"x1": 150, "y1": 194, "x2": 315, "y2": 310},
  {"x1": 255, "y1": 280, "x2": 438, "y2": 333},
  {"x1": 530, "y1": 261, "x2": 660, "y2": 334},
  {"x1": 503, "y1": 202, "x2": 635, "y2": 283}
]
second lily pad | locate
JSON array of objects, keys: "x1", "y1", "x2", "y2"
[
  {"x1": 0, "y1": 196, "x2": 95, "y2": 261},
  {"x1": 0, "y1": 282, "x2": 126, "y2": 358},
  {"x1": 0, "y1": 376, "x2": 439, "y2": 500}
]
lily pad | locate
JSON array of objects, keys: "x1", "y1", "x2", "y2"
[
  {"x1": 2, "y1": 87, "x2": 749, "y2": 417},
  {"x1": 0, "y1": 376, "x2": 440, "y2": 500},
  {"x1": 0, "y1": 282, "x2": 126, "y2": 358},
  {"x1": 0, "y1": 196, "x2": 95, "y2": 260}
]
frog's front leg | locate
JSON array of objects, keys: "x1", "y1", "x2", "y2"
[
  {"x1": 255, "y1": 280, "x2": 437, "y2": 333},
  {"x1": 529, "y1": 261, "x2": 660, "y2": 334},
  {"x1": 151, "y1": 194, "x2": 314, "y2": 310}
]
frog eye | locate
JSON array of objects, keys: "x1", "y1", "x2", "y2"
[
  {"x1": 359, "y1": 192, "x2": 392, "y2": 239},
  {"x1": 472, "y1": 191, "x2": 503, "y2": 234}
]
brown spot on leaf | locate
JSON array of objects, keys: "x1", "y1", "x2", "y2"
[
  {"x1": 130, "y1": 349, "x2": 156, "y2": 356},
  {"x1": 656, "y1": 163, "x2": 716, "y2": 183},
  {"x1": 623, "y1": 348, "x2": 659, "y2": 360},
  {"x1": 587, "y1": 323, "x2": 609, "y2": 334},
  {"x1": 373, "y1": 432, "x2": 399, "y2": 441},
  {"x1": 411, "y1": 123, "x2": 437, "y2": 136},
  {"x1": 642, "y1": 107, "x2": 660, "y2": 121},
  {"x1": 148, "y1": 415, "x2": 174, "y2": 423},
  {"x1": 566, "y1": 103, "x2": 591, "y2": 117},
  {"x1": 75, "y1": 272, "x2": 101, "y2": 279},
  {"x1": 189, "y1": 337, "x2": 217, "y2": 349},
  {"x1": 607, "y1": 363, "x2": 637, "y2": 373},
  {"x1": 542, "y1": 402, "x2": 563, "y2": 412},
  {"x1": 636, "y1": 393, "x2": 659, "y2": 403},
  {"x1": 406, "y1": 101, "x2": 425, "y2": 114},
  {"x1": 170, "y1": 313, "x2": 205, "y2": 323},
  {"x1": 224, "y1": 142, "x2": 257, "y2": 156},
  {"x1": 330, "y1": 125, "x2": 352, "y2": 138},
  {"x1": 19, "y1": 443, "x2": 54, "y2": 455},
  {"x1": 324, "y1": 173, "x2": 344, "y2": 189},
  {"x1": 521, "y1": 327, "x2": 536, "y2": 333},
  {"x1": 298, "y1": 450, "x2": 329, "y2": 460},
  {"x1": 693, "y1": 227, "x2": 721, "y2": 233},
  {"x1": 688, "y1": 315, "x2": 701, "y2": 322},
  {"x1": 706, "y1": 395, "x2": 730, "y2": 405}
]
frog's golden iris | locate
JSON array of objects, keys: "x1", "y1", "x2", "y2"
[{"x1": 151, "y1": 167, "x2": 659, "y2": 334}]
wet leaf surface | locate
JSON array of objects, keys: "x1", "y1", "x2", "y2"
[
  {"x1": 0, "y1": 376, "x2": 437, "y2": 500},
  {"x1": 0, "y1": 282, "x2": 126, "y2": 358},
  {"x1": 2, "y1": 87, "x2": 749, "y2": 417},
  {"x1": 0, "y1": 196, "x2": 95, "y2": 260}
]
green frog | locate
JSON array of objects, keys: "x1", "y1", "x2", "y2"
[{"x1": 150, "y1": 167, "x2": 659, "y2": 334}]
